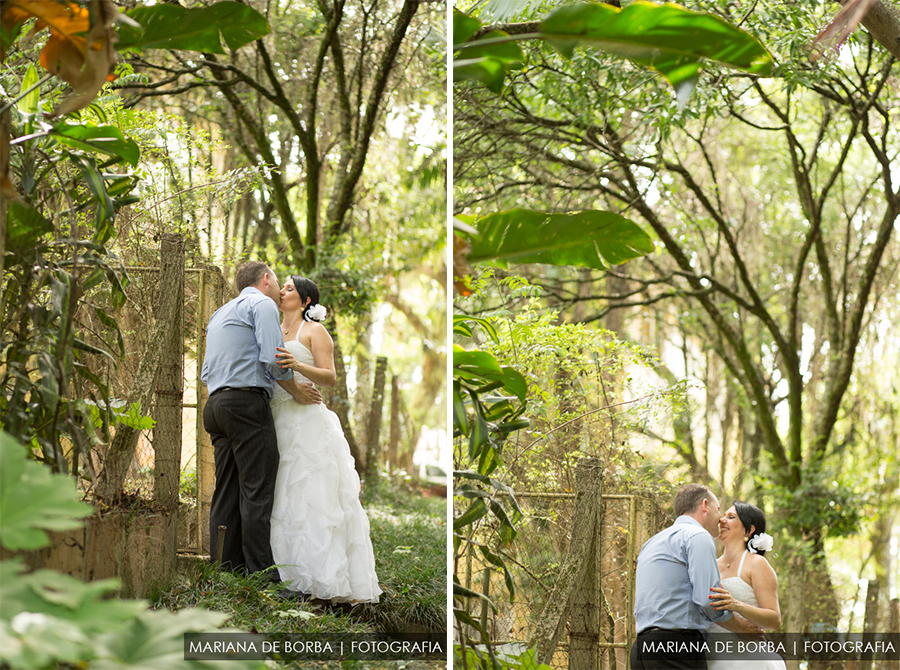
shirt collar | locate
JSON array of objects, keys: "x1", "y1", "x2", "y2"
[
  {"x1": 241, "y1": 287, "x2": 264, "y2": 296},
  {"x1": 674, "y1": 515, "x2": 704, "y2": 529}
]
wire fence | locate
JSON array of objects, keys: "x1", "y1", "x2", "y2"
[{"x1": 460, "y1": 487, "x2": 667, "y2": 670}]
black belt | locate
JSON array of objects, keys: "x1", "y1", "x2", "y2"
[
  {"x1": 210, "y1": 386, "x2": 269, "y2": 397},
  {"x1": 638, "y1": 627, "x2": 703, "y2": 636}
]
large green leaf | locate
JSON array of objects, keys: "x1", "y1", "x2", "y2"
[
  {"x1": 453, "y1": 9, "x2": 482, "y2": 45},
  {"x1": 118, "y1": 2, "x2": 270, "y2": 53},
  {"x1": 467, "y1": 208, "x2": 654, "y2": 270},
  {"x1": 5, "y1": 202, "x2": 53, "y2": 250},
  {"x1": 17, "y1": 64, "x2": 40, "y2": 130},
  {"x1": 51, "y1": 124, "x2": 140, "y2": 167},
  {"x1": 540, "y1": 2, "x2": 773, "y2": 105},
  {"x1": 95, "y1": 608, "x2": 233, "y2": 668},
  {"x1": 453, "y1": 10, "x2": 525, "y2": 93},
  {"x1": 453, "y1": 315, "x2": 500, "y2": 343},
  {"x1": 68, "y1": 153, "x2": 115, "y2": 242},
  {"x1": 453, "y1": 345, "x2": 528, "y2": 401},
  {"x1": 0, "y1": 432, "x2": 93, "y2": 551}
]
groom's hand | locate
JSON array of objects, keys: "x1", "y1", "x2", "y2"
[
  {"x1": 721, "y1": 613, "x2": 765, "y2": 639},
  {"x1": 293, "y1": 382, "x2": 322, "y2": 405}
]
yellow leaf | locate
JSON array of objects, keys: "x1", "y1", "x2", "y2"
[{"x1": 2, "y1": 0, "x2": 119, "y2": 116}]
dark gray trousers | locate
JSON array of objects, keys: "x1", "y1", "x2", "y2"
[{"x1": 203, "y1": 389, "x2": 280, "y2": 581}]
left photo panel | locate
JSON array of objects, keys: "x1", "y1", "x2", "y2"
[{"x1": 0, "y1": 0, "x2": 448, "y2": 667}]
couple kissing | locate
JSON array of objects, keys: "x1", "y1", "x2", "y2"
[{"x1": 200, "y1": 261, "x2": 381, "y2": 604}]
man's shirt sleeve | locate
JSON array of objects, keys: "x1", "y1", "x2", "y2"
[
  {"x1": 685, "y1": 531, "x2": 733, "y2": 624},
  {"x1": 252, "y1": 299, "x2": 293, "y2": 382}
]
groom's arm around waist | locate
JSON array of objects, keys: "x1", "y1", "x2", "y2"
[{"x1": 684, "y1": 530, "x2": 733, "y2": 626}]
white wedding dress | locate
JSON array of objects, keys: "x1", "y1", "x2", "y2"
[
  {"x1": 707, "y1": 551, "x2": 785, "y2": 670},
  {"x1": 269, "y1": 324, "x2": 382, "y2": 603}
]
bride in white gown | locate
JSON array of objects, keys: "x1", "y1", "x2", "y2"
[
  {"x1": 268, "y1": 275, "x2": 382, "y2": 603},
  {"x1": 708, "y1": 502, "x2": 784, "y2": 670}
]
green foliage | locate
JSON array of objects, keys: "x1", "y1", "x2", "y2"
[
  {"x1": 540, "y1": 2, "x2": 772, "y2": 105},
  {"x1": 455, "y1": 643, "x2": 555, "y2": 670},
  {"x1": 1, "y1": 0, "x2": 268, "y2": 484},
  {"x1": 454, "y1": 1, "x2": 773, "y2": 105},
  {"x1": 0, "y1": 431, "x2": 93, "y2": 551},
  {"x1": 180, "y1": 469, "x2": 198, "y2": 501},
  {"x1": 453, "y1": 313, "x2": 528, "y2": 666},
  {"x1": 0, "y1": 432, "x2": 262, "y2": 670},
  {"x1": 118, "y1": 3, "x2": 269, "y2": 53},
  {"x1": 764, "y1": 474, "x2": 867, "y2": 538},
  {"x1": 453, "y1": 10, "x2": 525, "y2": 93},
  {"x1": 460, "y1": 209, "x2": 654, "y2": 270}
]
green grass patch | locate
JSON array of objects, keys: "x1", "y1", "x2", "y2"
[
  {"x1": 364, "y1": 485, "x2": 446, "y2": 634},
  {"x1": 152, "y1": 480, "x2": 447, "y2": 668}
]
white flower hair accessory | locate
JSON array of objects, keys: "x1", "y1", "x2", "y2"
[
  {"x1": 747, "y1": 532, "x2": 774, "y2": 554},
  {"x1": 304, "y1": 304, "x2": 327, "y2": 322}
]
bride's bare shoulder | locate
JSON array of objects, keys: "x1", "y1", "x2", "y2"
[{"x1": 745, "y1": 552, "x2": 778, "y2": 578}]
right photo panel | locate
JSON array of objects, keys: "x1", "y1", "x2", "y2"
[{"x1": 452, "y1": 1, "x2": 900, "y2": 668}]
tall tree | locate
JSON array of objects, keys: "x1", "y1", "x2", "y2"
[
  {"x1": 120, "y1": 0, "x2": 439, "y2": 270},
  {"x1": 455, "y1": 0, "x2": 900, "y2": 628}
]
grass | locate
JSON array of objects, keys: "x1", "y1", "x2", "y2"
[
  {"x1": 152, "y1": 475, "x2": 447, "y2": 669},
  {"x1": 362, "y1": 478, "x2": 447, "y2": 634}
]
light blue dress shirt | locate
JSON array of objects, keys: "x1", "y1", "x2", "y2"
[
  {"x1": 633, "y1": 515, "x2": 733, "y2": 634},
  {"x1": 200, "y1": 287, "x2": 293, "y2": 399}
]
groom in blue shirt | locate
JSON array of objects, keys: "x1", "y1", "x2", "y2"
[
  {"x1": 201, "y1": 261, "x2": 321, "y2": 584},
  {"x1": 630, "y1": 484, "x2": 763, "y2": 669}
]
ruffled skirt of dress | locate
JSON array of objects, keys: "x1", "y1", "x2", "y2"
[{"x1": 269, "y1": 398, "x2": 382, "y2": 603}]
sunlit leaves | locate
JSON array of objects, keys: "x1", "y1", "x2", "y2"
[
  {"x1": 453, "y1": 9, "x2": 525, "y2": 93},
  {"x1": 50, "y1": 124, "x2": 140, "y2": 167},
  {"x1": 540, "y1": 2, "x2": 773, "y2": 106},
  {"x1": 117, "y1": 2, "x2": 270, "y2": 53},
  {"x1": 454, "y1": 1, "x2": 773, "y2": 106},
  {"x1": 2, "y1": 0, "x2": 122, "y2": 117},
  {"x1": 1, "y1": 0, "x2": 270, "y2": 117}
]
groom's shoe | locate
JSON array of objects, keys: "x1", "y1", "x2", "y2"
[{"x1": 275, "y1": 587, "x2": 309, "y2": 601}]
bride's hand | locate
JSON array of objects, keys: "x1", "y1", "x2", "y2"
[
  {"x1": 276, "y1": 347, "x2": 301, "y2": 371},
  {"x1": 709, "y1": 586, "x2": 741, "y2": 612}
]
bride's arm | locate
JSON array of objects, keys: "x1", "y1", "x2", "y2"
[
  {"x1": 275, "y1": 323, "x2": 337, "y2": 387},
  {"x1": 709, "y1": 560, "x2": 782, "y2": 630}
]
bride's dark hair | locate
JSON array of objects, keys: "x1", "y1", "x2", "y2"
[
  {"x1": 290, "y1": 275, "x2": 321, "y2": 321},
  {"x1": 734, "y1": 501, "x2": 767, "y2": 556}
]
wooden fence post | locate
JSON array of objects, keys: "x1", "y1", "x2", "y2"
[
  {"x1": 364, "y1": 356, "x2": 388, "y2": 479},
  {"x1": 531, "y1": 458, "x2": 603, "y2": 668},
  {"x1": 153, "y1": 233, "x2": 184, "y2": 507},
  {"x1": 196, "y1": 264, "x2": 224, "y2": 554}
]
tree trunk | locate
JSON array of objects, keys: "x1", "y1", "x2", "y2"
[
  {"x1": 96, "y1": 236, "x2": 183, "y2": 501},
  {"x1": 532, "y1": 458, "x2": 603, "y2": 666},
  {"x1": 153, "y1": 233, "x2": 185, "y2": 507},
  {"x1": 388, "y1": 374, "x2": 400, "y2": 472},
  {"x1": 354, "y1": 345, "x2": 372, "y2": 457},
  {"x1": 196, "y1": 264, "x2": 225, "y2": 554},
  {"x1": 330, "y1": 337, "x2": 363, "y2": 471},
  {"x1": 844, "y1": 0, "x2": 900, "y2": 59},
  {"x1": 364, "y1": 356, "x2": 388, "y2": 479}
]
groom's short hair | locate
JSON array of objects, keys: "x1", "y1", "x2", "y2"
[
  {"x1": 674, "y1": 484, "x2": 714, "y2": 516},
  {"x1": 235, "y1": 261, "x2": 272, "y2": 291}
]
